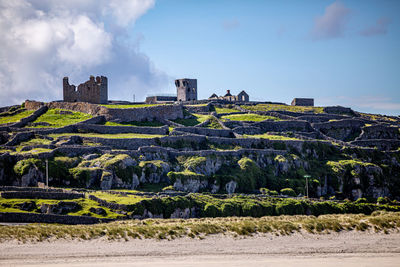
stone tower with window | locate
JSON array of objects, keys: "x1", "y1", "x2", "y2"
[{"x1": 175, "y1": 78, "x2": 197, "y2": 102}]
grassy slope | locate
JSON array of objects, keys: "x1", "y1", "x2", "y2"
[
  {"x1": 0, "y1": 110, "x2": 34, "y2": 125},
  {"x1": 0, "y1": 197, "x2": 121, "y2": 219},
  {"x1": 29, "y1": 109, "x2": 92, "y2": 128},
  {"x1": 215, "y1": 107, "x2": 241, "y2": 114},
  {"x1": 90, "y1": 192, "x2": 149, "y2": 205},
  {"x1": 0, "y1": 211, "x2": 398, "y2": 241},
  {"x1": 173, "y1": 114, "x2": 210, "y2": 126},
  {"x1": 221, "y1": 113, "x2": 280, "y2": 122},
  {"x1": 243, "y1": 104, "x2": 324, "y2": 114}
]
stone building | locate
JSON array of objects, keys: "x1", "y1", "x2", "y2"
[
  {"x1": 145, "y1": 95, "x2": 177, "y2": 104},
  {"x1": 63, "y1": 76, "x2": 108, "y2": 104},
  {"x1": 291, "y1": 98, "x2": 314, "y2": 106},
  {"x1": 208, "y1": 90, "x2": 249, "y2": 102},
  {"x1": 176, "y1": 78, "x2": 197, "y2": 102}
]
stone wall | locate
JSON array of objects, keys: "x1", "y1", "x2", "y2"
[
  {"x1": 0, "y1": 212, "x2": 113, "y2": 224},
  {"x1": 11, "y1": 106, "x2": 48, "y2": 128},
  {"x1": 350, "y1": 139, "x2": 400, "y2": 151},
  {"x1": 172, "y1": 127, "x2": 234, "y2": 138},
  {"x1": 1, "y1": 191, "x2": 84, "y2": 199},
  {"x1": 297, "y1": 114, "x2": 349, "y2": 123},
  {"x1": 105, "y1": 104, "x2": 183, "y2": 122},
  {"x1": 82, "y1": 137, "x2": 157, "y2": 150},
  {"x1": 25, "y1": 100, "x2": 184, "y2": 122},
  {"x1": 356, "y1": 125, "x2": 400, "y2": 140},
  {"x1": 323, "y1": 106, "x2": 355, "y2": 115},
  {"x1": 184, "y1": 103, "x2": 212, "y2": 113},
  {"x1": 25, "y1": 100, "x2": 105, "y2": 115},
  {"x1": 312, "y1": 119, "x2": 365, "y2": 141},
  {"x1": 77, "y1": 124, "x2": 169, "y2": 135},
  {"x1": 234, "y1": 120, "x2": 314, "y2": 135}
]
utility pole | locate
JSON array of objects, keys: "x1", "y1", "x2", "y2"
[
  {"x1": 133, "y1": 94, "x2": 135, "y2": 103},
  {"x1": 304, "y1": 175, "x2": 310, "y2": 198},
  {"x1": 45, "y1": 159, "x2": 49, "y2": 189}
]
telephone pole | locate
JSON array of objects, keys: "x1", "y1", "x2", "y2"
[{"x1": 304, "y1": 175, "x2": 310, "y2": 198}]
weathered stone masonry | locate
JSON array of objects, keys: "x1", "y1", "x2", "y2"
[{"x1": 63, "y1": 76, "x2": 108, "y2": 104}]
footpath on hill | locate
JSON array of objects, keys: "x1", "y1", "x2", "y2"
[{"x1": 1, "y1": 231, "x2": 400, "y2": 266}]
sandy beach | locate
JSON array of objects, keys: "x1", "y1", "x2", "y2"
[{"x1": 1, "y1": 231, "x2": 400, "y2": 266}]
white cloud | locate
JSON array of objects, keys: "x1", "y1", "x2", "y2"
[
  {"x1": 360, "y1": 17, "x2": 392, "y2": 37},
  {"x1": 108, "y1": 0, "x2": 155, "y2": 27},
  {"x1": 0, "y1": 0, "x2": 164, "y2": 106},
  {"x1": 311, "y1": 1, "x2": 351, "y2": 40}
]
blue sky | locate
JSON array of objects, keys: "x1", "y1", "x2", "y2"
[
  {"x1": 0, "y1": 0, "x2": 399, "y2": 115},
  {"x1": 132, "y1": 0, "x2": 400, "y2": 115}
]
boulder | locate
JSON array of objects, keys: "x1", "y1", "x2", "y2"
[
  {"x1": 21, "y1": 167, "x2": 44, "y2": 187},
  {"x1": 89, "y1": 207, "x2": 107, "y2": 216},
  {"x1": 225, "y1": 180, "x2": 238, "y2": 194},
  {"x1": 173, "y1": 178, "x2": 208, "y2": 193},
  {"x1": 41, "y1": 201, "x2": 81, "y2": 215}
]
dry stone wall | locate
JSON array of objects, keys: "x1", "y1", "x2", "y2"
[
  {"x1": 0, "y1": 212, "x2": 113, "y2": 224},
  {"x1": 1, "y1": 191, "x2": 84, "y2": 199},
  {"x1": 172, "y1": 127, "x2": 234, "y2": 138},
  {"x1": 25, "y1": 100, "x2": 184, "y2": 122}
]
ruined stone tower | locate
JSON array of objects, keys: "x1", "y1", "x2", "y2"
[
  {"x1": 63, "y1": 76, "x2": 108, "y2": 104},
  {"x1": 175, "y1": 78, "x2": 197, "y2": 102}
]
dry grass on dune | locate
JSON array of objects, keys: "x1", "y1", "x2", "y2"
[{"x1": 1, "y1": 211, "x2": 399, "y2": 242}]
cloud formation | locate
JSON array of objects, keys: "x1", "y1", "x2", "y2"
[
  {"x1": 0, "y1": 0, "x2": 168, "y2": 106},
  {"x1": 360, "y1": 17, "x2": 392, "y2": 37},
  {"x1": 311, "y1": 1, "x2": 351, "y2": 40}
]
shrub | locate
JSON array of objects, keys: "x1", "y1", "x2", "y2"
[
  {"x1": 13, "y1": 158, "x2": 43, "y2": 176},
  {"x1": 355, "y1": 197, "x2": 368, "y2": 204},
  {"x1": 203, "y1": 203, "x2": 220, "y2": 217},
  {"x1": 269, "y1": 190, "x2": 279, "y2": 196},
  {"x1": 377, "y1": 197, "x2": 390, "y2": 205},
  {"x1": 280, "y1": 188, "x2": 296, "y2": 197},
  {"x1": 275, "y1": 199, "x2": 304, "y2": 215},
  {"x1": 236, "y1": 157, "x2": 261, "y2": 192}
]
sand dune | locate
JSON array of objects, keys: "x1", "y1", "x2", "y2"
[{"x1": 1, "y1": 231, "x2": 400, "y2": 266}]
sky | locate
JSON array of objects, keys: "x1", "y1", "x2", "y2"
[{"x1": 0, "y1": 0, "x2": 399, "y2": 115}]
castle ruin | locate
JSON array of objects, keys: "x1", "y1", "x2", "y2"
[
  {"x1": 63, "y1": 76, "x2": 108, "y2": 104},
  {"x1": 176, "y1": 78, "x2": 197, "y2": 102}
]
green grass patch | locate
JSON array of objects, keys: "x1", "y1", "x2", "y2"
[
  {"x1": 215, "y1": 107, "x2": 241, "y2": 114},
  {"x1": 28, "y1": 109, "x2": 92, "y2": 128},
  {"x1": 49, "y1": 133, "x2": 165, "y2": 139},
  {"x1": 173, "y1": 114, "x2": 210, "y2": 126},
  {"x1": 221, "y1": 113, "x2": 280, "y2": 122},
  {"x1": 90, "y1": 192, "x2": 148, "y2": 205},
  {"x1": 0, "y1": 197, "x2": 121, "y2": 219},
  {"x1": 242, "y1": 104, "x2": 324, "y2": 114},
  {"x1": 18, "y1": 138, "x2": 52, "y2": 147},
  {"x1": 0, "y1": 110, "x2": 34, "y2": 125}
]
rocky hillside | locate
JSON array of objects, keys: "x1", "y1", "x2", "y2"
[{"x1": 0, "y1": 100, "x2": 399, "y2": 200}]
